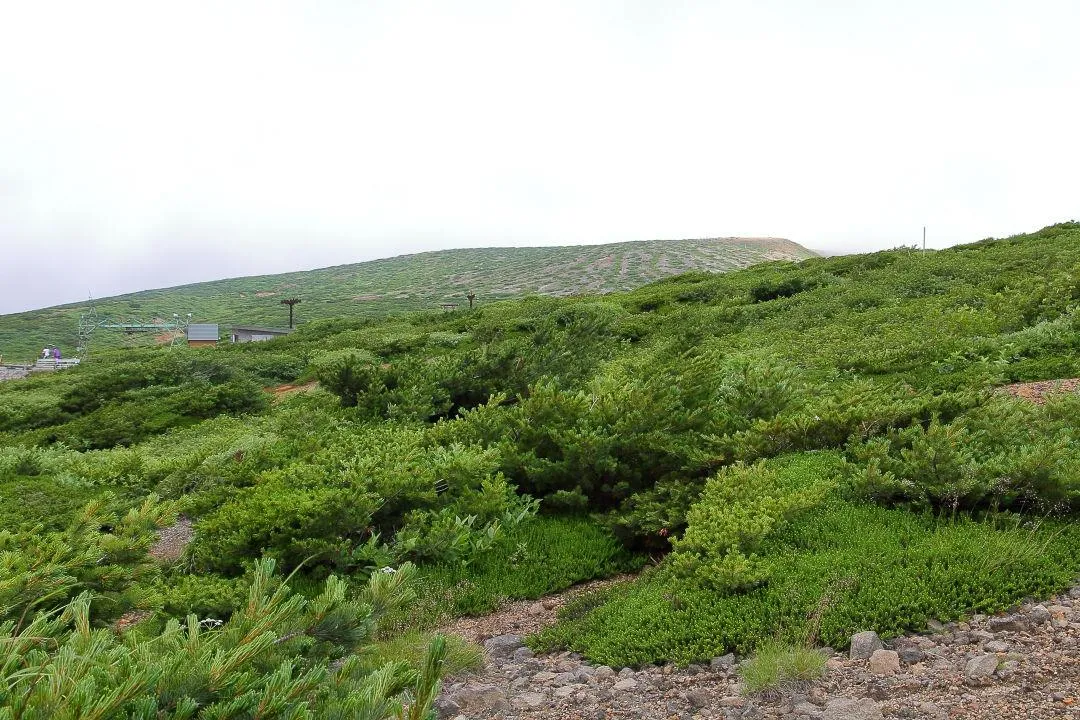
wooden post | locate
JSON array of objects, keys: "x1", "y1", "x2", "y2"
[{"x1": 281, "y1": 298, "x2": 302, "y2": 328}]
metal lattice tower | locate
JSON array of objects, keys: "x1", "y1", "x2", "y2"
[{"x1": 77, "y1": 298, "x2": 193, "y2": 360}]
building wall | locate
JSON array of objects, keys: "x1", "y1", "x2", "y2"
[
  {"x1": 187, "y1": 340, "x2": 217, "y2": 348},
  {"x1": 232, "y1": 330, "x2": 288, "y2": 343}
]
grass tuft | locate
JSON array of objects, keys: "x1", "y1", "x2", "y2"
[
  {"x1": 739, "y1": 639, "x2": 826, "y2": 696},
  {"x1": 360, "y1": 631, "x2": 484, "y2": 677}
]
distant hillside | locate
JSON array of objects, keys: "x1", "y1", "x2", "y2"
[{"x1": 0, "y1": 237, "x2": 813, "y2": 360}]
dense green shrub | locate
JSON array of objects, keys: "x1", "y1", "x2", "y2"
[
  {"x1": 0, "y1": 499, "x2": 172, "y2": 625},
  {"x1": 431, "y1": 350, "x2": 805, "y2": 511},
  {"x1": 157, "y1": 571, "x2": 249, "y2": 620},
  {"x1": 236, "y1": 350, "x2": 309, "y2": 384},
  {"x1": 667, "y1": 453, "x2": 843, "y2": 590},
  {"x1": 311, "y1": 348, "x2": 452, "y2": 419},
  {"x1": 0, "y1": 559, "x2": 450, "y2": 719},
  {"x1": 750, "y1": 272, "x2": 831, "y2": 303},
  {"x1": 0, "y1": 383, "x2": 67, "y2": 432},
  {"x1": 310, "y1": 347, "x2": 382, "y2": 408},
  {"x1": 192, "y1": 426, "x2": 536, "y2": 574},
  {"x1": 846, "y1": 397, "x2": 1080, "y2": 513},
  {"x1": 604, "y1": 474, "x2": 706, "y2": 550},
  {"x1": 0, "y1": 352, "x2": 268, "y2": 449},
  {"x1": 0, "y1": 474, "x2": 104, "y2": 531},
  {"x1": 45, "y1": 374, "x2": 267, "y2": 449}
]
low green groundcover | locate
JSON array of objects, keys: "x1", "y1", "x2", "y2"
[{"x1": 533, "y1": 501, "x2": 1080, "y2": 666}]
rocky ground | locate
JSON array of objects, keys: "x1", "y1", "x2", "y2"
[
  {"x1": 435, "y1": 583, "x2": 1080, "y2": 720},
  {"x1": 0, "y1": 366, "x2": 28, "y2": 381}
]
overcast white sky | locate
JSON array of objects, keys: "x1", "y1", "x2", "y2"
[{"x1": 2, "y1": 1, "x2": 1078, "y2": 314}]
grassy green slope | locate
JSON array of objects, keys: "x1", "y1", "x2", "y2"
[
  {"x1": 0, "y1": 237, "x2": 812, "y2": 361},
  {"x1": 3, "y1": 223, "x2": 1079, "y2": 675}
]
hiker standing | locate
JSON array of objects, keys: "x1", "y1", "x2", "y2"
[
  {"x1": 42, "y1": 347, "x2": 50, "y2": 359},
  {"x1": 53, "y1": 347, "x2": 61, "y2": 360}
]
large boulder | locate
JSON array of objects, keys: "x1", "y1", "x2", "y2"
[
  {"x1": 711, "y1": 653, "x2": 736, "y2": 670},
  {"x1": 1028, "y1": 604, "x2": 1052, "y2": 624}
]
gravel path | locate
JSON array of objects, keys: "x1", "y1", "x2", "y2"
[
  {"x1": 437, "y1": 574, "x2": 636, "y2": 644},
  {"x1": 436, "y1": 581, "x2": 1080, "y2": 720}
]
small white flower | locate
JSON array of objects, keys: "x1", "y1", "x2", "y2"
[{"x1": 381, "y1": 566, "x2": 397, "y2": 574}]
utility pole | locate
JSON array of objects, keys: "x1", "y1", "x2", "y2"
[
  {"x1": 281, "y1": 298, "x2": 301, "y2": 328},
  {"x1": 923, "y1": 226, "x2": 926, "y2": 251}
]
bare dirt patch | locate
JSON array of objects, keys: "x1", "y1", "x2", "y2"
[
  {"x1": 149, "y1": 517, "x2": 194, "y2": 562},
  {"x1": 998, "y1": 378, "x2": 1080, "y2": 405},
  {"x1": 154, "y1": 330, "x2": 184, "y2": 345},
  {"x1": 114, "y1": 610, "x2": 152, "y2": 633},
  {"x1": 266, "y1": 380, "x2": 319, "y2": 399}
]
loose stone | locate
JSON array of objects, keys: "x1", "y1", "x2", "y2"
[
  {"x1": 963, "y1": 654, "x2": 998, "y2": 681},
  {"x1": 849, "y1": 631, "x2": 884, "y2": 660},
  {"x1": 868, "y1": 649, "x2": 900, "y2": 676}
]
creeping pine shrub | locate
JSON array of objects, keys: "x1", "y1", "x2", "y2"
[
  {"x1": 191, "y1": 472, "x2": 383, "y2": 573},
  {"x1": 0, "y1": 473, "x2": 104, "y2": 532},
  {"x1": 310, "y1": 348, "x2": 382, "y2": 408},
  {"x1": 391, "y1": 492, "x2": 538, "y2": 567},
  {"x1": 0, "y1": 384, "x2": 68, "y2": 433},
  {"x1": 0, "y1": 497, "x2": 174, "y2": 625},
  {"x1": 605, "y1": 474, "x2": 706, "y2": 550},
  {"x1": 723, "y1": 380, "x2": 979, "y2": 464},
  {"x1": 192, "y1": 426, "x2": 536, "y2": 574},
  {"x1": 157, "y1": 571, "x2": 248, "y2": 620},
  {"x1": 45, "y1": 352, "x2": 267, "y2": 446},
  {"x1": 0, "y1": 445, "x2": 49, "y2": 480},
  {"x1": 749, "y1": 272, "x2": 831, "y2": 303},
  {"x1": 429, "y1": 349, "x2": 813, "y2": 548},
  {"x1": 434, "y1": 350, "x2": 800, "y2": 504},
  {"x1": 846, "y1": 398, "x2": 1080, "y2": 514},
  {"x1": 0, "y1": 558, "x2": 452, "y2": 720},
  {"x1": 235, "y1": 351, "x2": 308, "y2": 384},
  {"x1": 311, "y1": 348, "x2": 451, "y2": 419},
  {"x1": 667, "y1": 453, "x2": 843, "y2": 590}
]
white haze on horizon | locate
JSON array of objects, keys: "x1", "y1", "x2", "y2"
[{"x1": 1, "y1": 0, "x2": 1078, "y2": 314}]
